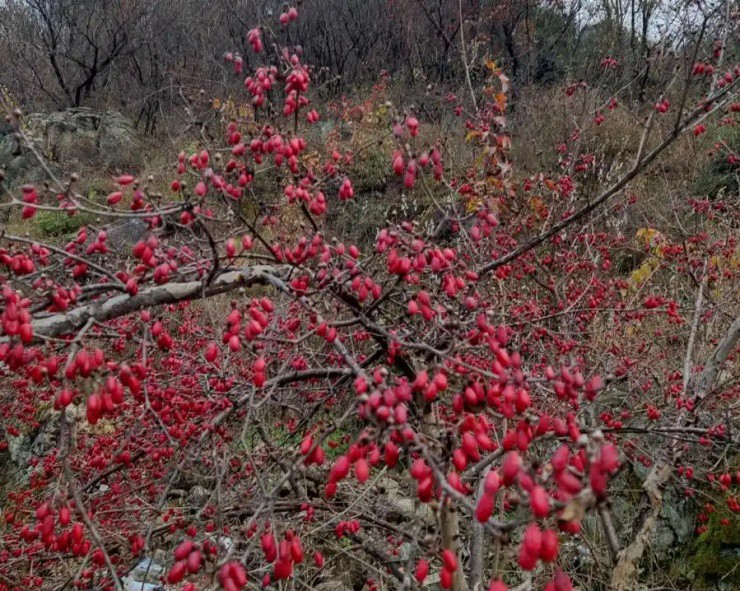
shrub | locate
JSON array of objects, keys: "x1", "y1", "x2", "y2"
[
  {"x1": 693, "y1": 122, "x2": 740, "y2": 198},
  {"x1": 0, "y1": 8, "x2": 737, "y2": 591},
  {"x1": 35, "y1": 210, "x2": 91, "y2": 236}
]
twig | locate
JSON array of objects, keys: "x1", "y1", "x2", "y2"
[{"x1": 458, "y1": 0, "x2": 478, "y2": 114}]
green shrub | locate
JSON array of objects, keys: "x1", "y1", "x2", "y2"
[
  {"x1": 691, "y1": 502, "x2": 740, "y2": 587},
  {"x1": 349, "y1": 144, "x2": 390, "y2": 194},
  {"x1": 693, "y1": 123, "x2": 740, "y2": 199},
  {"x1": 35, "y1": 210, "x2": 91, "y2": 236}
]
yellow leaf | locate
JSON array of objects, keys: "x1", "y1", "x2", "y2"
[
  {"x1": 302, "y1": 151, "x2": 321, "y2": 168},
  {"x1": 529, "y1": 196, "x2": 545, "y2": 212},
  {"x1": 560, "y1": 494, "x2": 590, "y2": 522},
  {"x1": 495, "y1": 92, "x2": 507, "y2": 111},
  {"x1": 465, "y1": 197, "x2": 483, "y2": 214}
]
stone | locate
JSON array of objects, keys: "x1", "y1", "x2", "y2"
[
  {"x1": 609, "y1": 465, "x2": 694, "y2": 562},
  {"x1": 106, "y1": 218, "x2": 150, "y2": 251},
  {"x1": 0, "y1": 108, "x2": 142, "y2": 190},
  {"x1": 0, "y1": 127, "x2": 19, "y2": 169},
  {"x1": 123, "y1": 580, "x2": 163, "y2": 591},
  {"x1": 314, "y1": 582, "x2": 352, "y2": 591},
  {"x1": 376, "y1": 476, "x2": 436, "y2": 525},
  {"x1": 123, "y1": 558, "x2": 164, "y2": 591},
  {"x1": 5, "y1": 419, "x2": 58, "y2": 473},
  {"x1": 130, "y1": 557, "x2": 165, "y2": 579},
  {"x1": 97, "y1": 111, "x2": 141, "y2": 170},
  {"x1": 25, "y1": 108, "x2": 142, "y2": 171},
  {"x1": 1, "y1": 418, "x2": 59, "y2": 507},
  {"x1": 186, "y1": 485, "x2": 209, "y2": 507}
]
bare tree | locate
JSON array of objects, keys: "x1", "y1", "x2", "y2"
[{"x1": 2, "y1": 0, "x2": 153, "y2": 108}]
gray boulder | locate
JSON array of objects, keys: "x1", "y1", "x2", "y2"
[
  {"x1": 376, "y1": 476, "x2": 436, "y2": 525},
  {"x1": 106, "y1": 218, "x2": 151, "y2": 251},
  {"x1": 123, "y1": 558, "x2": 165, "y2": 591},
  {"x1": 0, "y1": 121, "x2": 62, "y2": 191},
  {"x1": 0, "y1": 108, "x2": 141, "y2": 190},
  {"x1": 96, "y1": 111, "x2": 142, "y2": 170},
  {"x1": 25, "y1": 108, "x2": 142, "y2": 171},
  {"x1": 1, "y1": 417, "x2": 59, "y2": 509}
]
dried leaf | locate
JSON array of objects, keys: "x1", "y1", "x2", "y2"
[{"x1": 560, "y1": 492, "x2": 592, "y2": 522}]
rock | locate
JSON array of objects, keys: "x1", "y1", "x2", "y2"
[
  {"x1": 314, "y1": 582, "x2": 352, "y2": 591},
  {"x1": 106, "y1": 218, "x2": 150, "y2": 251},
  {"x1": 1, "y1": 418, "x2": 59, "y2": 508},
  {"x1": 0, "y1": 108, "x2": 142, "y2": 190},
  {"x1": 97, "y1": 111, "x2": 142, "y2": 170},
  {"x1": 186, "y1": 485, "x2": 209, "y2": 507},
  {"x1": 218, "y1": 536, "x2": 234, "y2": 552},
  {"x1": 610, "y1": 466, "x2": 694, "y2": 562},
  {"x1": 123, "y1": 580, "x2": 163, "y2": 591},
  {"x1": 661, "y1": 496, "x2": 692, "y2": 546},
  {"x1": 317, "y1": 119, "x2": 352, "y2": 141},
  {"x1": 123, "y1": 558, "x2": 164, "y2": 591},
  {"x1": 130, "y1": 558, "x2": 165, "y2": 579},
  {"x1": 5, "y1": 419, "x2": 58, "y2": 475},
  {"x1": 0, "y1": 122, "x2": 62, "y2": 191},
  {"x1": 25, "y1": 108, "x2": 142, "y2": 171},
  {"x1": 391, "y1": 541, "x2": 412, "y2": 564},
  {"x1": 376, "y1": 477, "x2": 435, "y2": 525},
  {"x1": 0, "y1": 124, "x2": 18, "y2": 169}
]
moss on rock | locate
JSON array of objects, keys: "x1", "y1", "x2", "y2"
[{"x1": 691, "y1": 502, "x2": 740, "y2": 587}]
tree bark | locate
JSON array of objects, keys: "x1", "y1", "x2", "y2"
[
  {"x1": 5, "y1": 265, "x2": 285, "y2": 344},
  {"x1": 441, "y1": 500, "x2": 470, "y2": 591}
]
